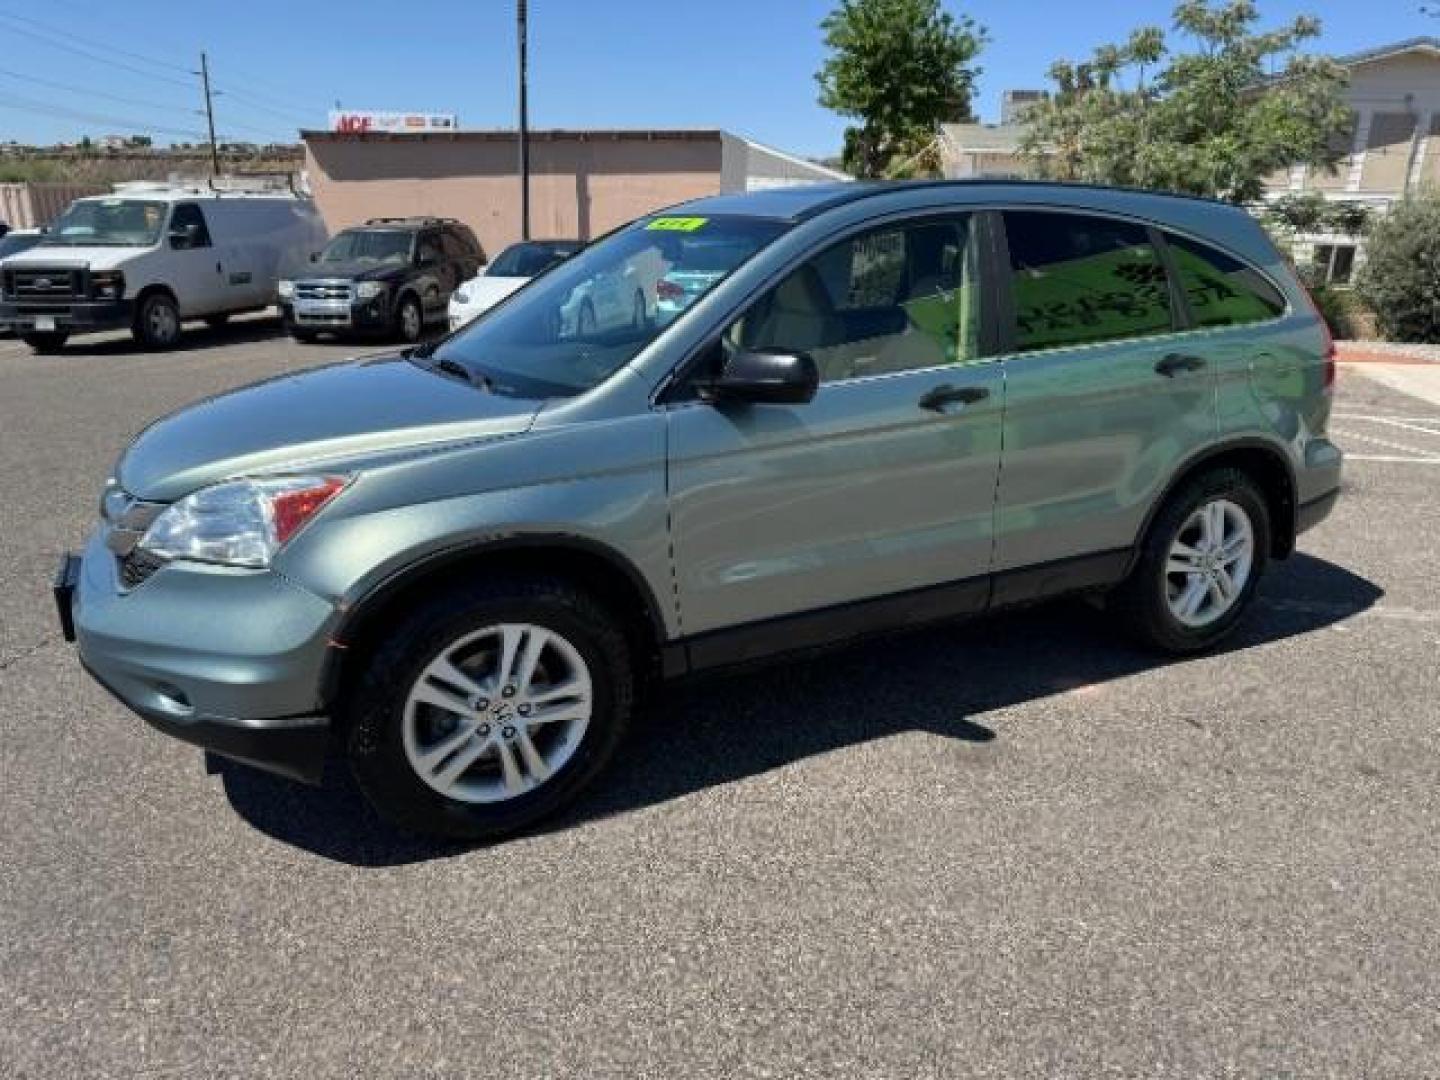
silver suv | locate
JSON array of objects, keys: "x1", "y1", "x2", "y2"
[{"x1": 56, "y1": 182, "x2": 1342, "y2": 839}]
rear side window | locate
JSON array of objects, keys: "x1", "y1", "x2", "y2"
[
  {"x1": 1164, "y1": 232, "x2": 1287, "y2": 327},
  {"x1": 1002, "y1": 211, "x2": 1174, "y2": 353}
]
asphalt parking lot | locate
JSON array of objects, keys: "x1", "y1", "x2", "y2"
[{"x1": 3, "y1": 315, "x2": 1438, "y2": 1078}]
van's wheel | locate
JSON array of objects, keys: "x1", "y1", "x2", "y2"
[
  {"x1": 395, "y1": 295, "x2": 423, "y2": 343},
  {"x1": 22, "y1": 331, "x2": 68, "y2": 354},
  {"x1": 204, "y1": 313, "x2": 230, "y2": 329},
  {"x1": 1113, "y1": 468, "x2": 1270, "y2": 654},
  {"x1": 132, "y1": 293, "x2": 182, "y2": 350},
  {"x1": 346, "y1": 576, "x2": 634, "y2": 841}
]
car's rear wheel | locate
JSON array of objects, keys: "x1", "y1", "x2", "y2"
[
  {"x1": 1114, "y1": 468, "x2": 1270, "y2": 653},
  {"x1": 346, "y1": 577, "x2": 634, "y2": 840},
  {"x1": 22, "y1": 331, "x2": 68, "y2": 354},
  {"x1": 395, "y1": 295, "x2": 423, "y2": 343},
  {"x1": 132, "y1": 293, "x2": 182, "y2": 350}
]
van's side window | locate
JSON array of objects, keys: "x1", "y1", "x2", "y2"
[
  {"x1": 1003, "y1": 211, "x2": 1173, "y2": 353},
  {"x1": 730, "y1": 216, "x2": 982, "y2": 383},
  {"x1": 169, "y1": 204, "x2": 212, "y2": 248},
  {"x1": 1164, "y1": 232, "x2": 1287, "y2": 327}
]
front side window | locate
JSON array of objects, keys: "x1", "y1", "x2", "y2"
[
  {"x1": 43, "y1": 199, "x2": 166, "y2": 247},
  {"x1": 1167, "y1": 232, "x2": 1288, "y2": 326},
  {"x1": 729, "y1": 216, "x2": 982, "y2": 383},
  {"x1": 169, "y1": 204, "x2": 212, "y2": 248},
  {"x1": 1003, "y1": 211, "x2": 1174, "y2": 353},
  {"x1": 318, "y1": 229, "x2": 413, "y2": 266},
  {"x1": 425, "y1": 214, "x2": 788, "y2": 397}
]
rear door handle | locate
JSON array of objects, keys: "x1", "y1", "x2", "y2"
[
  {"x1": 1155, "y1": 353, "x2": 1206, "y2": 377},
  {"x1": 919, "y1": 384, "x2": 990, "y2": 412}
]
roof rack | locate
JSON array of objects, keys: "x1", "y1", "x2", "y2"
[{"x1": 363, "y1": 216, "x2": 459, "y2": 227}]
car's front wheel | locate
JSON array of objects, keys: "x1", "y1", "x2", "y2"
[
  {"x1": 395, "y1": 295, "x2": 424, "y2": 344},
  {"x1": 1114, "y1": 468, "x2": 1271, "y2": 654},
  {"x1": 346, "y1": 577, "x2": 634, "y2": 840}
]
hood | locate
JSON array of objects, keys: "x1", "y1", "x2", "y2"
[
  {"x1": 118, "y1": 356, "x2": 542, "y2": 501},
  {"x1": 454, "y1": 275, "x2": 527, "y2": 312},
  {"x1": 2, "y1": 244, "x2": 143, "y2": 271},
  {"x1": 299, "y1": 261, "x2": 407, "y2": 283}
]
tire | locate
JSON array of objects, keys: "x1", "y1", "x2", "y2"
[
  {"x1": 22, "y1": 331, "x2": 69, "y2": 354},
  {"x1": 346, "y1": 576, "x2": 635, "y2": 841},
  {"x1": 204, "y1": 313, "x2": 230, "y2": 329},
  {"x1": 1112, "y1": 467, "x2": 1271, "y2": 654},
  {"x1": 395, "y1": 294, "x2": 423, "y2": 344},
  {"x1": 132, "y1": 292, "x2": 182, "y2": 350}
]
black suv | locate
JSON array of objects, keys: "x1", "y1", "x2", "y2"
[{"x1": 280, "y1": 217, "x2": 485, "y2": 343}]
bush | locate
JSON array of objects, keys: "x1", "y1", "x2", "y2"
[{"x1": 1355, "y1": 190, "x2": 1440, "y2": 342}]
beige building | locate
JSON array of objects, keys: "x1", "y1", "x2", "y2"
[
  {"x1": 302, "y1": 128, "x2": 847, "y2": 257},
  {"x1": 940, "y1": 37, "x2": 1440, "y2": 284}
]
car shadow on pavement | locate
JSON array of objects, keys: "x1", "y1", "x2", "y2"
[{"x1": 217, "y1": 552, "x2": 1382, "y2": 866}]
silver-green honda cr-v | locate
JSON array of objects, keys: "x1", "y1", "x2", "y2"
[{"x1": 56, "y1": 181, "x2": 1342, "y2": 839}]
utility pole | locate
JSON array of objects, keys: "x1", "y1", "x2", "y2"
[
  {"x1": 517, "y1": 0, "x2": 531, "y2": 240},
  {"x1": 199, "y1": 51, "x2": 220, "y2": 176}
]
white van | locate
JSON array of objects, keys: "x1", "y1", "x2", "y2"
[{"x1": 0, "y1": 183, "x2": 328, "y2": 353}]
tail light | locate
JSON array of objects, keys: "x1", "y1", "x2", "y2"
[
  {"x1": 655, "y1": 278, "x2": 684, "y2": 301},
  {"x1": 1299, "y1": 284, "x2": 1337, "y2": 394}
]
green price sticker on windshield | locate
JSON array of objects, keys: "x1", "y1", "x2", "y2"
[{"x1": 645, "y1": 216, "x2": 708, "y2": 232}]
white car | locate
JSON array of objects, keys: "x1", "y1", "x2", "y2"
[{"x1": 448, "y1": 239, "x2": 581, "y2": 331}]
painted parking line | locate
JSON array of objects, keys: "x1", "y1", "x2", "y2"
[{"x1": 1331, "y1": 412, "x2": 1440, "y2": 464}]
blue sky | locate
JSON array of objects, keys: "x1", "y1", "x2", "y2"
[{"x1": 0, "y1": 1, "x2": 1433, "y2": 156}]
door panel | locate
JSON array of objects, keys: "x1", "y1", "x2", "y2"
[
  {"x1": 666, "y1": 213, "x2": 1003, "y2": 637},
  {"x1": 167, "y1": 203, "x2": 227, "y2": 316},
  {"x1": 667, "y1": 367, "x2": 1004, "y2": 635},
  {"x1": 992, "y1": 209, "x2": 1218, "y2": 572}
]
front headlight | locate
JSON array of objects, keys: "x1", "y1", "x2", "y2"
[
  {"x1": 137, "y1": 475, "x2": 349, "y2": 569},
  {"x1": 277, "y1": 279, "x2": 295, "y2": 299},
  {"x1": 356, "y1": 281, "x2": 386, "y2": 300},
  {"x1": 92, "y1": 270, "x2": 125, "y2": 299}
]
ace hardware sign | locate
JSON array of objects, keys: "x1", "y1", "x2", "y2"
[{"x1": 328, "y1": 111, "x2": 458, "y2": 134}]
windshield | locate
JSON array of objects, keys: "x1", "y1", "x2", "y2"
[
  {"x1": 42, "y1": 199, "x2": 165, "y2": 247},
  {"x1": 488, "y1": 242, "x2": 575, "y2": 278},
  {"x1": 429, "y1": 215, "x2": 787, "y2": 397},
  {"x1": 320, "y1": 229, "x2": 412, "y2": 266}
]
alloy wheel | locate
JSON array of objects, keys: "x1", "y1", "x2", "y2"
[
  {"x1": 402, "y1": 623, "x2": 593, "y2": 804},
  {"x1": 1164, "y1": 498, "x2": 1255, "y2": 628}
]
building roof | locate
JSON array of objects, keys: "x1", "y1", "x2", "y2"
[
  {"x1": 1334, "y1": 36, "x2": 1440, "y2": 69},
  {"x1": 302, "y1": 127, "x2": 731, "y2": 144}
]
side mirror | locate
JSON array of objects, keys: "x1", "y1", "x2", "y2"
[{"x1": 705, "y1": 348, "x2": 819, "y2": 406}]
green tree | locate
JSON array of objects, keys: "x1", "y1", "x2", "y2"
[
  {"x1": 1021, "y1": 0, "x2": 1350, "y2": 203},
  {"x1": 1355, "y1": 190, "x2": 1440, "y2": 342},
  {"x1": 817, "y1": 0, "x2": 986, "y2": 178}
]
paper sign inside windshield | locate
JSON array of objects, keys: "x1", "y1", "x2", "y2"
[{"x1": 645, "y1": 216, "x2": 708, "y2": 232}]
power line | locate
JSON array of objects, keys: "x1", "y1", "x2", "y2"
[
  {"x1": 0, "y1": 93, "x2": 209, "y2": 141},
  {"x1": 0, "y1": 9, "x2": 193, "y2": 75},
  {"x1": 0, "y1": 66, "x2": 291, "y2": 142},
  {"x1": 0, "y1": 19, "x2": 198, "y2": 90}
]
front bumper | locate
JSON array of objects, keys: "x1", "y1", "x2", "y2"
[
  {"x1": 0, "y1": 298, "x2": 133, "y2": 333},
  {"x1": 57, "y1": 534, "x2": 341, "y2": 784},
  {"x1": 282, "y1": 294, "x2": 393, "y2": 334}
]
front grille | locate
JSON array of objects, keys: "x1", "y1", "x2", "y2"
[
  {"x1": 294, "y1": 310, "x2": 351, "y2": 325},
  {"x1": 295, "y1": 281, "x2": 352, "y2": 301},
  {"x1": 3, "y1": 265, "x2": 83, "y2": 301},
  {"x1": 119, "y1": 549, "x2": 165, "y2": 590}
]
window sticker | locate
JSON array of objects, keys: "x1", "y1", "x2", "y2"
[{"x1": 645, "y1": 216, "x2": 709, "y2": 232}]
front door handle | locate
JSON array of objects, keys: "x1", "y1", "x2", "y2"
[
  {"x1": 919, "y1": 384, "x2": 990, "y2": 412},
  {"x1": 1155, "y1": 353, "x2": 1206, "y2": 377}
]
